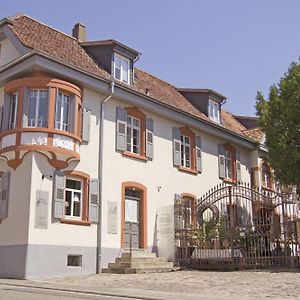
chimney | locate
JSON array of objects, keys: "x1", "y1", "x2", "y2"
[{"x1": 72, "y1": 23, "x2": 86, "y2": 42}]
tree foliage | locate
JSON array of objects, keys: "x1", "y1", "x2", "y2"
[{"x1": 256, "y1": 61, "x2": 300, "y2": 188}]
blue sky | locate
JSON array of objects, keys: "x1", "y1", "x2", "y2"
[{"x1": 2, "y1": 0, "x2": 300, "y2": 116}]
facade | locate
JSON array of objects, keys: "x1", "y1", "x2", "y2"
[{"x1": 0, "y1": 14, "x2": 273, "y2": 279}]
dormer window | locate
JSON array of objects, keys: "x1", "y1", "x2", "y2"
[
  {"x1": 114, "y1": 53, "x2": 130, "y2": 84},
  {"x1": 209, "y1": 99, "x2": 220, "y2": 123}
]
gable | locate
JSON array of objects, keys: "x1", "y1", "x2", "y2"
[{"x1": 0, "y1": 37, "x2": 20, "y2": 67}]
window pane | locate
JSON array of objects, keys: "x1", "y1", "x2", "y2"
[
  {"x1": 65, "y1": 191, "x2": 72, "y2": 216},
  {"x1": 62, "y1": 95, "x2": 69, "y2": 131},
  {"x1": 66, "y1": 179, "x2": 81, "y2": 190},
  {"x1": 55, "y1": 92, "x2": 70, "y2": 131},
  {"x1": 115, "y1": 68, "x2": 121, "y2": 80},
  {"x1": 55, "y1": 93, "x2": 62, "y2": 129},
  {"x1": 127, "y1": 116, "x2": 132, "y2": 125},
  {"x1": 126, "y1": 126, "x2": 131, "y2": 151},
  {"x1": 121, "y1": 59, "x2": 129, "y2": 83},
  {"x1": 38, "y1": 90, "x2": 48, "y2": 127},
  {"x1": 133, "y1": 118, "x2": 139, "y2": 128},
  {"x1": 29, "y1": 91, "x2": 37, "y2": 127},
  {"x1": 73, "y1": 192, "x2": 81, "y2": 217},
  {"x1": 9, "y1": 94, "x2": 17, "y2": 129}
]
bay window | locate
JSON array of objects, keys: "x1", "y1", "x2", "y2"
[{"x1": 28, "y1": 89, "x2": 48, "y2": 127}]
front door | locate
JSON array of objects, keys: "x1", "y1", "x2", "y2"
[{"x1": 124, "y1": 188, "x2": 140, "y2": 249}]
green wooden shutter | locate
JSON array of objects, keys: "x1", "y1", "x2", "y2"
[
  {"x1": 82, "y1": 107, "x2": 91, "y2": 143},
  {"x1": 146, "y1": 117, "x2": 153, "y2": 159},
  {"x1": 89, "y1": 178, "x2": 99, "y2": 223},
  {"x1": 218, "y1": 144, "x2": 226, "y2": 179},
  {"x1": 53, "y1": 170, "x2": 65, "y2": 219},
  {"x1": 116, "y1": 106, "x2": 127, "y2": 151},
  {"x1": 173, "y1": 127, "x2": 181, "y2": 167}
]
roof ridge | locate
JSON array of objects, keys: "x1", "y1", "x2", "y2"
[
  {"x1": 134, "y1": 67, "x2": 181, "y2": 91},
  {"x1": 11, "y1": 14, "x2": 78, "y2": 42}
]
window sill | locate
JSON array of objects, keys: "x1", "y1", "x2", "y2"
[
  {"x1": 60, "y1": 219, "x2": 91, "y2": 226},
  {"x1": 178, "y1": 166, "x2": 198, "y2": 175},
  {"x1": 223, "y1": 178, "x2": 236, "y2": 185},
  {"x1": 122, "y1": 151, "x2": 148, "y2": 161},
  {"x1": 262, "y1": 186, "x2": 275, "y2": 192}
]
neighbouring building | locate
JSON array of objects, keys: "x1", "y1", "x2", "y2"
[{"x1": 0, "y1": 14, "x2": 281, "y2": 279}]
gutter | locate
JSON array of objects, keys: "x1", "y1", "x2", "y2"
[{"x1": 96, "y1": 80, "x2": 115, "y2": 274}]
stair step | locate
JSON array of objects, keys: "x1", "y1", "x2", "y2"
[
  {"x1": 116, "y1": 257, "x2": 167, "y2": 263},
  {"x1": 121, "y1": 252, "x2": 157, "y2": 259},
  {"x1": 108, "y1": 261, "x2": 174, "y2": 269},
  {"x1": 102, "y1": 267, "x2": 179, "y2": 274}
]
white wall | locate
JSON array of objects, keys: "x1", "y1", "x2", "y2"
[
  {"x1": 100, "y1": 97, "x2": 253, "y2": 257},
  {"x1": 26, "y1": 87, "x2": 103, "y2": 247},
  {"x1": 0, "y1": 153, "x2": 32, "y2": 245},
  {"x1": 0, "y1": 38, "x2": 20, "y2": 67}
]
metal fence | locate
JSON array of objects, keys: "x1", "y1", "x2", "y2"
[{"x1": 175, "y1": 183, "x2": 300, "y2": 271}]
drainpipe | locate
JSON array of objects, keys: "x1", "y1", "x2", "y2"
[{"x1": 96, "y1": 81, "x2": 115, "y2": 274}]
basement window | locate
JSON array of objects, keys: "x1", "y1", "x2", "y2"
[{"x1": 67, "y1": 255, "x2": 82, "y2": 267}]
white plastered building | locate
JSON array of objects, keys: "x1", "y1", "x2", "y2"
[{"x1": 0, "y1": 14, "x2": 269, "y2": 279}]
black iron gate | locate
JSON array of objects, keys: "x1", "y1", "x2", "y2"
[{"x1": 175, "y1": 183, "x2": 300, "y2": 271}]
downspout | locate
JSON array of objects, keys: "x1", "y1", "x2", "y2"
[{"x1": 96, "y1": 80, "x2": 115, "y2": 274}]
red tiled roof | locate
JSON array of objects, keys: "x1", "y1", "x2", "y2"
[
  {"x1": 221, "y1": 110, "x2": 247, "y2": 136},
  {"x1": 242, "y1": 128, "x2": 264, "y2": 142},
  {"x1": 4, "y1": 14, "x2": 258, "y2": 143},
  {"x1": 132, "y1": 68, "x2": 208, "y2": 120},
  {"x1": 8, "y1": 15, "x2": 110, "y2": 79}
]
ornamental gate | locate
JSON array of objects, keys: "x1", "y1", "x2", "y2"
[{"x1": 174, "y1": 183, "x2": 300, "y2": 271}]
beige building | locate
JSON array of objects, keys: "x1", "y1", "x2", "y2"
[{"x1": 0, "y1": 14, "x2": 272, "y2": 279}]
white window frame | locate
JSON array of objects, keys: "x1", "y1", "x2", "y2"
[
  {"x1": 8, "y1": 93, "x2": 18, "y2": 130},
  {"x1": 55, "y1": 91, "x2": 70, "y2": 131},
  {"x1": 114, "y1": 53, "x2": 130, "y2": 84},
  {"x1": 180, "y1": 134, "x2": 191, "y2": 168},
  {"x1": 209, "y1": 99, "x2": 220, "y2": 123},
  {"x1": 225, "y1": 150, "x2": 233, "y2": 179},
  {"x1": 126, "y1": 115, "x2": 140, "y2": 154},
  {"x1": 65, "y1": 178, "x2": 82, "y2": 219},
  {"x1": 28, "y1": 89, "x2": 48, "y2": 127}
]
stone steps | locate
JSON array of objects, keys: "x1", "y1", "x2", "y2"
[
  {"x1": 102, "y1": 250, "x2": 177, "y2": 274},
  {"x1": 102, "y1": 267, "x2": 177, "y2": 274}
]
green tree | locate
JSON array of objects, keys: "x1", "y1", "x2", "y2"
[{"x1": 256, "y1": 61, "x2": 300, "y2": 189}]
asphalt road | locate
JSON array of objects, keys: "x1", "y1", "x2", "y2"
[{"x1": 0, "y1": 284, "x2": 140, "y2": 300}]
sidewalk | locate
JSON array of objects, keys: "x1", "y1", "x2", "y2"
[{"x1": 1, "y1": 270, "x2": 300, "y2": 300}]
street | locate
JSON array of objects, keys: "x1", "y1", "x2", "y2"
[
  {"x1": 0, "y1": 284, "x2": 140, "y2": 300},
  {"x1": 1, "y1": 270, "x2": 300, "y2": 300}
]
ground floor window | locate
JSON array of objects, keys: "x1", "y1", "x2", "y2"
[{"x1": 65, "y1": 178, "x2": 82, "y2": 218}]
